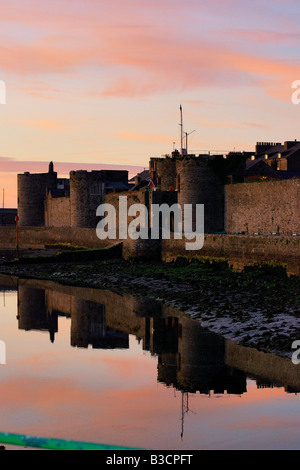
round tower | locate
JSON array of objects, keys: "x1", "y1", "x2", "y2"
[
  {"x1": 17, "y1": 167, "x2": 57, "y2": 227},
  {"x1": 70, "y1": 171, "x2": 90, "y2": 227},
  {"x1": 70, "y1": 171, "x2": 103, "y2": 227},
  {"x1": 176, "y1": 157, "x2": 224, "y2": 233},
  {"x1": 156, "y1": 157, "x2": 177, "y2": 191}
]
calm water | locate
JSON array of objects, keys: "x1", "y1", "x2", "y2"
[{"x1": 0, "y1": 276, "x2": 300, "y2": 450}]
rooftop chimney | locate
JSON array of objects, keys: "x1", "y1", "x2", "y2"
[
  {"x1": 284, "y1": 140, "x2": 300, "y2": 150},
  {"x1": 255, "y1": 142, "x2": 281, "y2": 155}
]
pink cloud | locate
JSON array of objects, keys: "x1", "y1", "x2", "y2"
[
  {"x1": 93, "y1": 30, "x2": 300, "y2": 100},
  {"x1": 17, "y1": 81, "x2": 72, "y2": 101},
  {"x1": 0, "y1": 0, "x2": 298, "y2": 103},
  {"x1": 223, "y1": 28, "x2": 300, "y2": 44}
]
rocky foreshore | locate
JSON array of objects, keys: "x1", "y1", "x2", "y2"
[{"x1": 0, "y1": 252, "x2": 299, "y2": 358}]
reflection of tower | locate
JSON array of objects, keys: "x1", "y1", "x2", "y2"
[
  {"x1": 17, "y1": 285, "x2": 58, "y2": 342},
  {"x1": 144, "y1": 317, "x2": 178, "y2": 356},
  {"x1": 177, "y1": 318, "x2": 225, "y2": 393},
  {"x1": 70, "y1": 298, "x2": 129, "y2": 349},
  {"x1": 157, "y1": 317, "x2": 247, "y2": 396}
]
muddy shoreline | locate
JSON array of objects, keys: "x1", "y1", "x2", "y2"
[{"x1": 0, "y1": 252, "x2": 299, "y2": 358}]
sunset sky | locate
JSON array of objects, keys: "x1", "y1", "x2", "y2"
[{"x1": 1, "y1": 0, "x2": 300, "y2": 206}]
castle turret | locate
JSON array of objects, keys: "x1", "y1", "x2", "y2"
[
  {"x1": 156, "y1": 157, "x2": 177, "y2": 191},
  {"x1": 17, "y1": 164, "x2": 57, "y2": 227},
  {"x1": 70, "y1": 171, "x2": 105, "y2": 227},
  {"x1": 176, "y1": 157, "x2": 224, "y2": 233}
]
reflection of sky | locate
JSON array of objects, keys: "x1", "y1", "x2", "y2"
[{"x1": 1, "y1": 291, "x2": 300, "y2": 450}]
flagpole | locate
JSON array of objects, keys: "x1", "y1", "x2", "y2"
[{"x1": 180, "y1": 105, "x2": 183, "y2": 156}]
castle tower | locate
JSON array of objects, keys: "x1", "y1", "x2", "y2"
[
  {"x1": 17, "y1": 164, "x2": 57, "y2": 227},
  {"x1": 70, "y1": 171, "x2": 104, "y2": 227},
  {"x1": 156, "y1": 157, "x2": 177, "y2": 191},
  {"x1": 176, "y1": 157, "x2": 224, "y2": 233}
]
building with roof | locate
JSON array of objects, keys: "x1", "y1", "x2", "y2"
[
  {"x1": 254, "y1": 140, "x2": 300, "y2": 175},
  {"x1": 221, "y1": 140, "x2": 300, "y2": 181},
  {"x1": 245, "y1": 158, "x2": 279, "y2": 180},
  {"x1": 128, "y1": 168, "x2": 151, "y2": 191}
]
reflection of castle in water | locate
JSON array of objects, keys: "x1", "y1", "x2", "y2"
[
  {"x1": 16, "y1": 282, "x2": 246, "y2": 396},
  {"x1": 156, "y1": 317, "x2": 246, "y2": 395},
  {"x1": 17, "y1": 286, "x2": 129, "y2": 350},
  {"x1": 12, "y1": 278, "x2": 300, "y2": 396}
]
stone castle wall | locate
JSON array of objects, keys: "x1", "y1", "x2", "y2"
[
  {"x1": 45, "y1": 193, "x2": 71, "y2": 227},
  {"x1": 11, "y1": 159, "x2": 300, "y2": 273},
  {"x1": 225, "y1": 179, "x2": 300, "y2": 235},
  {"x1": 1, "y1": 226, "x2": 297, "y2": 274},
  {"x1": 105, "y1": 189, "x2": 179, "y2": 259},
  {"x1": 161, "y1": 234, "x2": 300, "y2": 275},
  {"x1": 0, "y1": 226, "x2": 118, "y2": 250}
]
